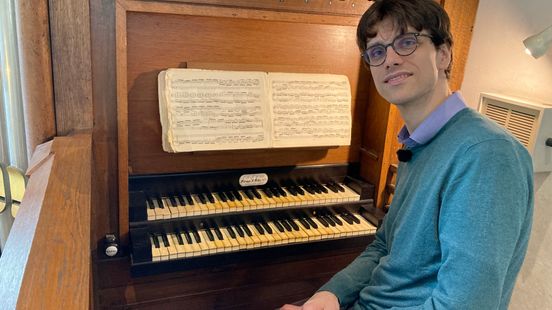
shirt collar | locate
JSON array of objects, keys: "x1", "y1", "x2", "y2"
[{"x1": 398, "y1": 92, "x2": 467, "y2": 147}]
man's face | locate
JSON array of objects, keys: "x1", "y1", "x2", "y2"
[{"x1": 367, "y1": 17, "x2": 450, "y2": 108}]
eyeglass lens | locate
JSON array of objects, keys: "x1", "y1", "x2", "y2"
[{"x1": 363, "y1": 33, "x2": 421, "y2": 66}]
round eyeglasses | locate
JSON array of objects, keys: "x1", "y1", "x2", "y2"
[{"x1": 361, "y1": 32, "x2": 433, "y2": 67}]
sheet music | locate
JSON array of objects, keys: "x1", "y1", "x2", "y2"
[
  {"x1": 159, "y1": 69, "x2": 271, "y2": 152},
  {"x1": 158, "y1": 69, "x2": 352, "y2": 152},
  {"x1": 268, "y1": 73, "x2": 352, "y2": 147}
]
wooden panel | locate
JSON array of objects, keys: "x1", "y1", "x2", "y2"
[
  {"x1": 90, "y1": 0, "x2": 119, "y2": 247},
  {"x1": 15, "y1": 0, "x2": 56, "y2": 157},
  {"x1": 116, "y1": 0, "x2": 131, "y2": 243},
  {"x1": 95, "y1": 239, "x2": 371, "y2": 309},
  {"x1": 49, "y1": 0, "x2": 94, "y2": 134},
  {"x1": 122, "y1": 7, "x2": 368, "y2": 176},
  {"x1": 0, "y1": 134, "x2": 91, "y2": 309},
  {"x1": 444, "y1": 0, "x2": 479, "y2": 91},
  {"x1": 142, "y1": 0, "x2": 371, "y2": 16}
]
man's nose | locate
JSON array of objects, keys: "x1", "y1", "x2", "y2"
[{"x1": 384, "y1": 46, "x2": 403, "y2": 67}]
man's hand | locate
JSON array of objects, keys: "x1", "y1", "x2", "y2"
[{"x1": 280, "y1": 291, "x2": 340, "y2": 310}]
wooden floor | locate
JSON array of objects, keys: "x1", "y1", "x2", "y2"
[{"x1": 94, "y1": 237, "x2": 372, "y2": 309}]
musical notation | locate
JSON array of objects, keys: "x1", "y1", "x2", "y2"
[{"x1": 158, "y1": 69, "x2": 352, "y2": 152}]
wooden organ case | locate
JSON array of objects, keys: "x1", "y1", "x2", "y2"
[{"x1": 92, "y1": 0, "x2": 478, "y2": 309}]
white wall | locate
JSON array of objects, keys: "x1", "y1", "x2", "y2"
[{"x1": 461, "y1": 0, "x2": 552, "y2": 309}]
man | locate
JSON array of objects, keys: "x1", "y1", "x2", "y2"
[{"x1": 281, "y1": 0, "x2": 534, "y2": 309}]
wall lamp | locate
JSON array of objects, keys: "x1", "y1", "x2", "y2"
[{"x1": 524, "y1": 24, "x2": 552, "y2": 59}]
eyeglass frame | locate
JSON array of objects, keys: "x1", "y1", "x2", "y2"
[{"x1": 361, "y1": 32, "x2": 434, "y2": 67}]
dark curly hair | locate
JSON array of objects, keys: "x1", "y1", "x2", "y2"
[{"x1": 357, "y1": 0, "x2": 453, "y2": 78}]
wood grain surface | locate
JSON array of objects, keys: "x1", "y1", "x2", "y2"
[{"x1": 0, "y1": 134, "x2": 92, "y2": 309}]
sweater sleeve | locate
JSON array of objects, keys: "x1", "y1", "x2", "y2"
[
  {"x1": 317, "y1": 220, "x2": 388, "y2": 307},
  {"x1": 392, "y1": 139, "x2": 533, "y2": 309}
]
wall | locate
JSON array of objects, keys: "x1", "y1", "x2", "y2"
[{"x1": 461, "y1": 0, "x2": 552, "y2": 308}]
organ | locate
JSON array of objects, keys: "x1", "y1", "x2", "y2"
[{"x1": 2, "y1": 0, "x2": 479, "y2": 308}]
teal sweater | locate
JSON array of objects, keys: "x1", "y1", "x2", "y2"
[{"x1": 320, "y1": 109, "x2": 534, "y2": 309}]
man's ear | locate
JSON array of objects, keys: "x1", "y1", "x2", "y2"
[{"x1": 436, "y1": 44, "x2": 452, "y2": 72}]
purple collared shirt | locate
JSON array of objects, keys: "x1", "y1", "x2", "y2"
[{"x1": 398, "y1": 92, "x2": 467, "y2": 148}]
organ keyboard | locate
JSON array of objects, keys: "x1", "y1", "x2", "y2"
[
  {"x1": 139, "y1": 180, "x2": 360, "y2": 221},
  {"x1": 128, "y1": 164, "x2": 382, "y2": 276}
]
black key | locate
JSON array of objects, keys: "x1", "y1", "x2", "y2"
[
  {"x1": 151, "y1": 234, "x2": 160, "y2": 248},
  {"x1": 286, "y1": 186, "x2": 298, "y2": 196},
  {"x1": 262, "y1": 188, "x2": 274, "y2": 198},
  {"x1": 226, "y1": 225, "x2": 236, "y2": 238},
  {"x1": 225, "y1": 191, "x2": 235, "y2": 202},
  {"x1": 244, "y1": 189, "x2": 255, "y2": 200},
  {"x1": 251, "y1": 188, "x2": 262, "y2": 199},
  {"x1": 175, "y1": 231, "x2": 184, "y2": 245},
  {"x1": 161, "y1": 234, "x2": 170, "y2": 246},
  {"x1": 152, "y1": 197, "x2": 163, "y2": 209},
  {"x1": 205, "y1": 192, "x2": 215, "y2": 203},
  {"x1": 294, "y1": 185, "x2": 305, "y2": 195},
  {"x1": 280, "y1": 219, "x2": 292, "y2": 231},
  {"x1": 286, "y1": 218, "x2": 300, "y2": 231},
  {"x1": 147, "y1": 199, "x2": 155, "y2": 209},
  {"x1": 325, "y1": 183, "x2": 339, "y2": 193},
  {"x1": 197, "y1": 193, "x2": 207, "y2": 204},
  {"x1": 158, "y1": 197, "x2": 167, "y2": 208},
  {"x1": 328, "y1": 212, "x2": 343, "y2": 225},
  {"x1": 271, "y1": 187, "x2": 281, "y2": 197},
  {"x1": 311, "y1": 183, "x2": 322, "y2": 194},
  {"x1": 316, "y1": 182, "x2": 328, "y2": 193},
  {"x1": 273, "y1": 220, "x2": 285, "y2": 232},
  {"x1": 296, "y1": 215, "x2": 311, "y2": 229},
  {"x1": 177, "y1": 194, "x2": 187, "y2": 206},
  {"x1": 316, "y1": 214, "x2": 329, "y2": 227},
  {"x1": 302, "y1": 184, "x2": 315, "y2": 195},
  {"x1": 333, "y1": 182, "x2": 345, "y2": 192},
  {"x1": 310, "y1": 183, "x2": 322, "y2": 194},
  {"x1": 205, "y1": 228, "x2": 215, "y2": 241},
  {"x1": 218, "y1": 191, "x2": 228, "y2": 202},
  {"x1": 212, "y1": 222, "x2": 224, "y2": 240},
  {"x1": 323, "y1": 214, "x2": 336, "y2": 226},
  {"x1": 241, "y1": 224, "x2": 253, "y2": 237},
  {"x1": 260, "y1": 219, "x2": 272, "y2": 234},
  {"x1": 337, "y1": 211, "x2": 353, "y2": 225},
  {"x1": 169, "y1": 196, "x2": 178, "y2": 206},
  {"x1": 191, "y1": 227, "x2": 201, "y2": 242},
  {"x1": 302, "y1": 211, "x2": 318, "y2": 228},
  {"x1": 185, "y1": 193, "x2": 194, "y2": 205},
  {"x1": 182, "y1": 229, "x2": 193, "y2": 244},
  {"x1": 233, "y1": 223, "x2": 245, "y2": 237},
  {"x1": 253, "y1": 222, "x2": 265, "y2": 235},
  {"x1": 232, "y1": 190, "x2": 243, "y2": 201},
  {"x1": 344, "y1": 210, "x2": 360, "y2": 224},
  {"x1": 275, "y1": 186, "x2": 287, "y2": 197}
]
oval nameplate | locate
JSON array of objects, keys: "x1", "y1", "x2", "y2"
[{"x1": 239, "y1": 173, "x2": 268, "y2": 187}]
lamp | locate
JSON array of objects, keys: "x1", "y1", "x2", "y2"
[{"x1": 523, "y1": 24, "x2": 552, "y2": 59}]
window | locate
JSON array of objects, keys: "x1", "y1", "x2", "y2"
[{"x1": 0, "y1": 0, "x2": 28, "y2": 252}]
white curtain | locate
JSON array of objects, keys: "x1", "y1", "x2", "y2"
[{"x1": 0, "y1": 0, "x2": 28, "y2": 251}]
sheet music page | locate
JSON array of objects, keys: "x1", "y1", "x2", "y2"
[
  {"x1": 159, "y1": 69, "x2": 271, "y2": 152},
  {"x1": 268, "y1": 72, "x2": 352, "y2": 148}
]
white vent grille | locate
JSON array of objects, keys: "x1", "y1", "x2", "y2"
[
  {"x1": 507, "y1": 110, "x2": 536, "y2": 147},
  {"x1": 485, "y1": 103, "x2": 509, "y2": 127},
  {"x1": 478, "y1": 92, "x2": 552, "y2": 172},
  {"x1": 482, "y1": 103, "x2": 538, "y2": 148}
]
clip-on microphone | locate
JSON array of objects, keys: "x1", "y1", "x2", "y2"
[{"x1": 397, "y1": 149, "x2": 413, "y2": 162}]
